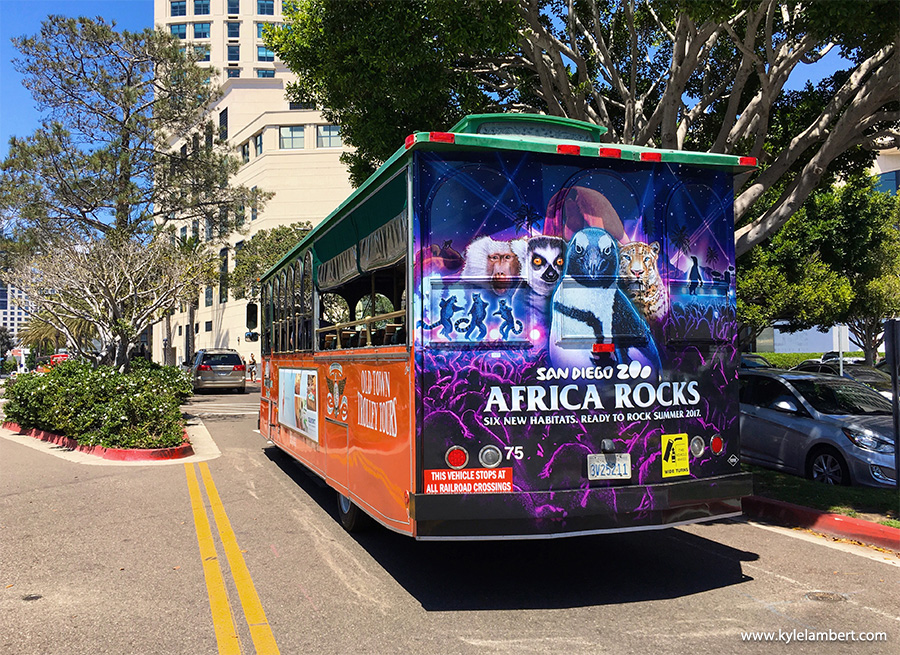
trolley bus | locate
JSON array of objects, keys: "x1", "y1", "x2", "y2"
[{"x1": 256, "y1": 113, "x2": 754, "y2": 539}]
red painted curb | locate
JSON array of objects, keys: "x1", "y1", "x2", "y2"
[
  {"x1": 743, "y1": 495, "x2": 900, "y2": 552},
  {"x1": 2, "y1": 422, "x2": 194, "y2": 461}
]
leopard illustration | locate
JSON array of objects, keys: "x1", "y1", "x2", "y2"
[{"x1": 618, "y1": 241, "x2": 669, "y2": 321}]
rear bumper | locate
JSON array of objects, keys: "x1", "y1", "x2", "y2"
[
  {"x1": 194, "y1": 377, "x2": 246, "y2": 389},
  {"x1": 410, "y1": 473, "x2": 753, "y2": 540}
]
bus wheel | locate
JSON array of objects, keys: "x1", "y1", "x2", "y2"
[{"x1": 336, "y1": 493, "x2": 372, "y2": 532}]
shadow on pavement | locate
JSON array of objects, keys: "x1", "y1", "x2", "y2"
[{"x1": 264, "y1": 445, "x2": 759, "y2": 611}]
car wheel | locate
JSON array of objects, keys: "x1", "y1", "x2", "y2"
[
  {"x1": 806, "y1": 447, "x2": 851, "y2": 486},
  {"x1": 336, "y1": 493, "x2": 372, "y2": 533}
]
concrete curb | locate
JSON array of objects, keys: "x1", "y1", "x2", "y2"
[
  {"x1": 1, "y1": 421, "x2": 194, "y2": 461},
  {"x1": 743, "y1": 495, "x2": 900, "y2": 552}
]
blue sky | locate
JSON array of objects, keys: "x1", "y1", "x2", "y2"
[
  {"x1": 0, "y1": 0, "x2": 153, "y2": 158},
  {"x1": 1, "y1": 0, "x2": 848, "y2": 160}
]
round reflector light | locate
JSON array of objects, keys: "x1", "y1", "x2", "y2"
[
  {"x1": 478, "y1": 445, "x2": 503, "y2": 468},
  {"x1": 689, "y1": 436, "x2": 706, "y2": 458},
  {"x1": 445, "y1": 445, "x2": 469, "y2": 469},
  {"x1": 710, "y1": 434, "x2": 724, "y2": 455}
]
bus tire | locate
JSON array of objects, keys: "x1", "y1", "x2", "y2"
[{"x1": 336, "y1": 492, "x2": 372, "y2": 533}]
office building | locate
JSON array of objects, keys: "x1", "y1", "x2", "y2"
[{"x1": 152, "y1": 0, "x2": 352, "y2": 365}]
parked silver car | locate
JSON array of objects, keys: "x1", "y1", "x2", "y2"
[
  {"x1": 189, "y1": 348, "x2": 247, "y2": 393},
  {"x1": 739, "y1": 369, "x2": 895, "y2": 487},
  {"x1": 792, "y1": 360, "x2": 894, "y2": 400}
]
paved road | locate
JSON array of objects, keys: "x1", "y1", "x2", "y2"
[{"x1": 1, "y1": 390, "x2": 898, "y2": 655}]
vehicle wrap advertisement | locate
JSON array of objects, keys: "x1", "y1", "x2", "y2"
[
  {"x1": 413, "y1": 150, "x2": 741, "y2": 530},
  {"x1": 278, "y1": 368, "x2": 319, "y2": 443}
]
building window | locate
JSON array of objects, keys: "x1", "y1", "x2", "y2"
[
  {"x1": 227, "y1": 21, "x2": 240, "y2": 38},
  {"x1": 194, "y1": 0, "x2": 210, "y2": 15},
  {"x1": 257, "y1": 0, "x2": 275, "y2": 15},
  {"x1": 193, "y1": 23, "x2": 211, "y2": 38},
  {"x1": 178, "y1": 325, "x2": 183, "y2": 336},
  {"x1": 180, "y1": 226, "x2": 188, "y2": 241},
  {"x1": 317, "y1": 125, "x2": 342, "y2": 148},
  {"x1": 251, "y1": 186, "x2": 258, "y2": 221},
  {"x1": 279, "y1": 125, "x2": 304, "y2": 149},
  {"x1": 191, "y1": 219, "x2": 199, "y2": 239},
  {"x1": 289, "y1": 101, "x2": 315, "y2": 110},
  {"x1": 254, "y1": 132, "x2": 263, "y2": 156},
  {"x1": 205, "y1": 321, "x2": 213, "y2": 332},
  {"x1": 228, "y1": 0, "x2": 240, "y2": 13},
  {"x1": 241, "y1": 142, "x2": 250, "y2": 163},
  {"x1": 256, "y1": 69, "x2": 275, "y2": 78},
  {"x1": 170, "y1": 24, "x2": 187, "y2": 39},
  {"x1": 205, "y1": 286, "x2": 213, "y2": 307},
  {"x1": 219, "y1": 249, "x2": 229, "y2": 303},
  {"x1": 227, "y1": 44, "x2": 240, "y2": 62},
  {"x1": 256, "y1": 22, "x2": 273, "y2": 39},
  {"x1": 171, "y1": 1, "x2": 187, "y2": 17},
  {"x1": 205, "y1": 218, "x2": 214, "y2": 241},
  {"x1": 226, "y1": 68, "x2": 241, "y2": 78},
  {"x1": 219, "y1": 108, "x2": 228, "y2": 140},
  {"x1": 194, "y1": 45, "x2": 210, "y2": 62},
  {"x1": 257, "y1": 46, "x2": 275, "y2": 62}
]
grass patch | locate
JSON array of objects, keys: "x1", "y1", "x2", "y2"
[{"x1": 746, "y1": 464, "x2": 900, "y2": 527}]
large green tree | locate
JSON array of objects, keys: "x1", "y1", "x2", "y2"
[
  {"x1": 268, "y1": 0, "x2": 899, "y2": 253},
  {"x1": 0, "y1": 16, "x2": 268, "y2": 371},
  {"x1": 230, "y1": 223, "x2": 312, "y2": 301},
  {"x1": 738, "y1": 175, "x2": 900, "y2": 363},
  {"x1": 802, "y1": 175, "x2": 900, "y2": 363}
]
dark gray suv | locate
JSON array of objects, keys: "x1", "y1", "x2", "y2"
[{"x1": 189, "y1": 349, "x2": 246, "y2": 393}]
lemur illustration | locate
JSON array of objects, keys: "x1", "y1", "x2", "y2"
[
  {"x1": 511, "y1": 236, "x2": 567, "y2": 317},
  {"x1": 454, "y1": 293, "x2": 489, "y2": 340},
  {"x1": 493, "y1": 299, "x2": 523, "y2": 340},
  {"x1": 417, "y1": 295, "x2": 464, "y2": 338},
  {"x1": 549, "y1": 228, "x2": 660, "y2": 371}
]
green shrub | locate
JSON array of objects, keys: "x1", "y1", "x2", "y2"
[
  {"x1": 754, "y1": 351, "x2": 866, "y2": 369},
  {"x1": 3, "y1": 359, "x2": 191, "y2": 449}
]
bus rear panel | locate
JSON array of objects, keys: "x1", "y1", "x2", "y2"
[{"x1": 410, "y1": 144, "x2": 750, "y2": 539}]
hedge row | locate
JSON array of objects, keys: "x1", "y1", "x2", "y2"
[
  {"x1": 3, "y1": 359, "x2": 192, "y2": 449},
  {"x1": 751, "y1": 351, "x2": 867, "y2": 369}
]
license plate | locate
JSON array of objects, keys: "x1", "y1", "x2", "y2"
[{"x1": 587, "y1": 453, "x2": 632, "y2": 480}]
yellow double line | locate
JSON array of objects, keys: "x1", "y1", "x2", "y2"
[{"x1": 185, "y1": 462, "x2": 280, "y2": 655}]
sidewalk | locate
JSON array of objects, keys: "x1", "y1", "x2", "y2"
[{"x1": 743, "y1": 495, "x2": 900, "y2": 552}]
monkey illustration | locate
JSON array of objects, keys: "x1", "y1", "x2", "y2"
[
  {"x1": 511, "y1": 235, "x2": 566, "y2": 317},
  {"x1": 454, "y1": 293, "x2": 489, "y2": 340},
  {"x1": 493, "y1": 299, "x2": 523, "y2": 340},
  {"x1": 549, "y1": 228, "x2": 660, "y2": 371},
  {"x1": 418, "y1": 295, "x2": 464, "y2": 338},
  {"x1": 461, "y1": 236, "x2": 523, "y2": 297}
]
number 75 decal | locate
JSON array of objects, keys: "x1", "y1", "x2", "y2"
[{"x1": 505, "y1": 446, "x2": 524, "y2": 460}]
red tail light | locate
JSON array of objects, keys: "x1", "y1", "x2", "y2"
[
  {"x1": 233, "y1": 364, "x2": 246, "y2": 371},
  {"x1": 597, "y1": 147, "x2": 622, "y2": 158},
  {"x1": 640, "y1": 152, "x2": 662, "y2": 162},
  {"x1": 557, "y1": 144, "x2": 581, "y2": 156},
  {"x1": 429, "y1": 132, "x2": 455, "y2": 143},
  {"x1": 197, "y1": 364, "x2": 212, "y2": 371},
  {"x1": 739, "y1": 156, "x2": 757, "y2": 166},
  {"x1": 710, "y1": 435, "x2": 724, "y2": 454},
  {"x1": 445, "y1": 446, "x2": 469, "y2": 470}
]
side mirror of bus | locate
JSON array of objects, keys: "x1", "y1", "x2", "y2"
[{"x1": 246, "y1": 302, "x2": 258, "y2": 330}]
